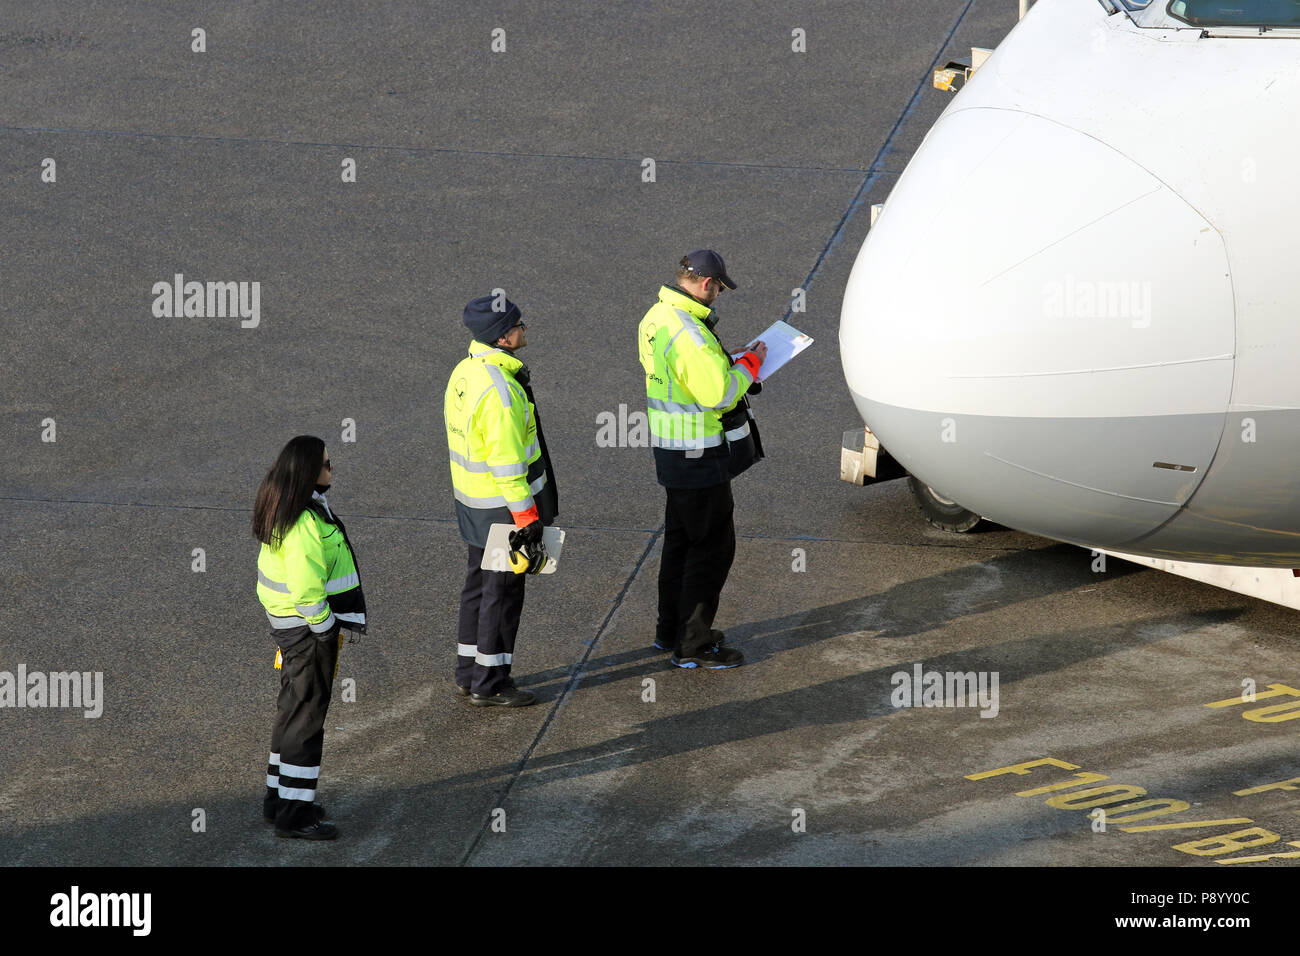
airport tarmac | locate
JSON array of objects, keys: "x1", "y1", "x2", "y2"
[{"x1": 4, "y1": 1, "x2": 1300, "y2": 868}]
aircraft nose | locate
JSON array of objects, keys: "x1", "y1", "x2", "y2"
[{"x1": 839, "y1": 108, "x2": 1234, "y2": 547}]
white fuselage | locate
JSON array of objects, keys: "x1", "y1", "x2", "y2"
[{"x1": 840, "y1": 0, "x2": 1300, "y2": 566}]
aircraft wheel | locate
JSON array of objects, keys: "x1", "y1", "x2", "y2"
[{"x1": 908, "y1": 475, "x2": 982, "y2": 532}]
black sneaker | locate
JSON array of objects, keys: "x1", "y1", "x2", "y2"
[
  {"x1": 671, "y1": 643, "x2": 743, "y2": 669},
  {"x1": 469, "y1": 686, "x2": 538, "y2": 707},
  {"x1": 275, "y1": 820, "x2": 339, "y2": 840},
  {"x1": 454, "y1": 684, "x2": 471, "y2": 698},
  {"x1": 264, "y1": 802, "x2": 327, "y2": 824}
]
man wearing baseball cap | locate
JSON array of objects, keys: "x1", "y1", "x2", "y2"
[
  {"x1": 443, "y1": 293, "x2": 558, "y2": 706},
  {"x1": 637, "y1": 250, "x2": 767, "y2": 669}
]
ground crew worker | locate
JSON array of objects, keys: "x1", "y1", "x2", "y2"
[
  {"x1": 638, "y1": 250, "x2": 767, "y2": 669},
  {"x1": 253, "y1": 435, "x2": 366, "y2": 840},
  {"x1": 444, "y1": 295, "x2": 558, "y2": 707}
]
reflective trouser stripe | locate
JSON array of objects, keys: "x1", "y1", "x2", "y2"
[
  {"x1": 725, "y1": 421, "x2": 751, "y2": 441},
  {"x1": 266, "y1": 774, "x2": 279, "y2": 787},
  {"x1": 279, "y1": 761, "x2": 321, "y2": 780},
  {"x1": 477, "y1": 652, "x2": 513, "y2": 667},
  {"x1": 457, "y1": 643, "x2": 478, "y2": 657}
]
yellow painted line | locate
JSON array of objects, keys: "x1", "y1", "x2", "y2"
[{"x1": 1122, "y1": 818, "x2": 1253, "y2": 833}]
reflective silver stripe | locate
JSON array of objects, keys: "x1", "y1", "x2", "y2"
[
  {"x1": 485, "y1": 364, "x2": 513, "y2": 408},
  {"x1": 521, "y1": 440, "x2": 539, "y2": 460},
  {"x1": 326, "y1": 572, "x2": 358, "y2": 591},
  {"x1": 648, "y1": 397, "x2": 706, "y2": 414},
  {"x1": 457, "y1": 643, "x2": 478, "y2": 658},
  {"x1": 296, "y1": 600, "x2": 328, "y2": 617},
  {"x1": 725, "y1": 420, "x2": 751, "y2": 441},
  {"x1": 258, "y1": 570, "x2": 289, "y2": 593},
  {"x1": 650, "y1": 432, "x2": 724, "y2": 450},
  {"x1": 270, "y1": 752, "x2": 280, "y2": 764},
  {"x1": 456, "y1": 474, "x2": 545, "y2": 510},
  {"x1": 308, "y1": 611, "x2": 337, "y2": 633},
  {"x1": 266, "y1": 611, "x2": 306, "y2": 629},
  {"x1": 279, "y1": 761, "x2": 321, "y2": 780},
  {"x1": 671, "y1": 309, "x2": 707, "y2": 346},
  {"x1": 489, "y1": 461, "x2": 527, "y2": 478},
  {"x1": 335, "y1": 611, "x2": 366, "y2": 624},
  {"x1": 278, "y1": 785, "x2": 317, "y2": 801},
  {"x1": 455, "y1": 488, "x2": 508, "y2": 509},
  {"x1": 266, "y1": 774, "x2": 278, "y2": 787},
  {"x1": 715, "y1": 373, "x2": 741, "y2": 410},
  {"x1": 470, "y1": 346, "x2": 506, "y2": 358},
  {"x1": 476, "y1": 652, "x2": 513, "y2": 667},
  {"x1": 449, "y1": 449, "x2": 492, "y2": 473}
]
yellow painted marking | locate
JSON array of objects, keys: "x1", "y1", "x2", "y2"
[
  {"x1": 966, "y1": 758, "x2": 1080, "y2": 781},
  {"x1": 1243, "y1": 701, "x2": 1300, "y2": 723},
  {"x1": 1217, "y1": 841, "x2": 1300, "y2": 865},
  {"x1": 1106, "y1": 800, "x2": 1191, "y2": 824},
  {"x1": 1046, "y1": 785, "x2": 1147, "y2": 811},
  {"x1": 1235, "y1": 777, "x2": 1300, "y2": 796},
  {"x1": 1016, "y1": 772, "x2": 1109, "y2": 797},
  {"x1": 1122, "y1": 817, "x2": 1252, "y2": 833},
  {"x1": 1206, "y1": 683, "x2": 1300, "y2": 708},
  {"x1": 1174, "y1": 828, "x2": 1279, "y2": 856}
]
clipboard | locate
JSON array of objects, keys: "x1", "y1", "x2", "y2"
[
  {"x1": 732, "y1": 320, "x2": 814, "y2": 382},
  {"x1": 480, "y1": 524, "x2": 566, "y2": 574}
]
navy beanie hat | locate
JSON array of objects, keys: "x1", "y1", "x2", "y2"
[{"x1": 463, "y1": 295, "x2": 522, "y2": 344}]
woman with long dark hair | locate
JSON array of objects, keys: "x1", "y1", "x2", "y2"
[{"x1": 253, "y1": 435, "x2": 366, "y2": 840}]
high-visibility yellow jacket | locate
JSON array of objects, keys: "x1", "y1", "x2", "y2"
[
  {"x1": 444, "y1": 341, "x2": 557, "y2": 547},
  {"x1": 638, "y1": 285, "x2": 759, "y2": 487},
  {"x1": 257, "y1": 497, "x2": 366, "y2": 638}
]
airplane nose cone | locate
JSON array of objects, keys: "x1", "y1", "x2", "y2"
[{"x1": 840, "y1": 108, "x2": 1234, "y2": 547}]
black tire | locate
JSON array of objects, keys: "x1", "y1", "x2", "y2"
[{"x1": 908, "y1": 475, "x2": 982, "y2": 532}]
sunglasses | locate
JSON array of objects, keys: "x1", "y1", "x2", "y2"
[{"x1": 322, "y1": 460, "x2": 333, "y2": 471}]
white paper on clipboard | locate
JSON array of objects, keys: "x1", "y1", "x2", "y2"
[
  {"x1": 481, "y1": 524, "x2": 566, "y2": 574},
  {"x1": 732, "y1": 320, "x2": 813, "y2": 382}
]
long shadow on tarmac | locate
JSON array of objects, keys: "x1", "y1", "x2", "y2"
[
  {"x1": 1, "y1": 546, "x2": 1251, "y2": 865},
  {"x1": 413, "y1": 545, "x2": 1233, "y2": 797}
]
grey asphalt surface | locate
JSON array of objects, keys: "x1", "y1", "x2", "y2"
[{"x1": 4, "y1": 1, "x2": 1300, "y2": 867}]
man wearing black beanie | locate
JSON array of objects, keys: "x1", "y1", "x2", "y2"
[{"x1": 443, "y1": 293, "x2": 558, "y2": 707}]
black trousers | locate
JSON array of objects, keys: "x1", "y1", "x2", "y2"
[
  {"x1": 264, "y1": 624, "x2": 340, "y2": 829},
  {"x1": 457, "y1": 545, "x2": 526, "y2": 696},
  {"x1": 657, "y1": 481, "x2": 736, "y2": 656}
]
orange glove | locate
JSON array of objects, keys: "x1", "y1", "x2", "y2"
[
  {"x1": 736, "y1": 351, "x2": 761, "y2": 380},
  {"x1": 511, "y1": 505, "x2": 540, "y2": 528}
]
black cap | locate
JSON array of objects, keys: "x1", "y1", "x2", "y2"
[
  {"x1": 463, "y1": 294, "x2": 522, "y2": 344},
  {"x1": 684, "y1": 249, "x2": 736, "y2": 290}
]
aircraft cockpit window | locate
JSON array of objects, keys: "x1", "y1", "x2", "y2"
[{"x1": 1168, "y1": 0, "x2": 1300, "y2": 26}]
